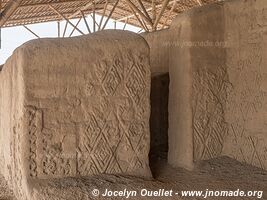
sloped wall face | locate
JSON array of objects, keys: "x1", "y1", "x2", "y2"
[
  {"x1": 0, "y1": 30, "x2": 151, "y2": 199},
  {"x1": 0, "y1": 51, "x2": 26, "y2": 199},
  {"x1": 223, "y1": 0, "x2": 267, "y2": 170}
]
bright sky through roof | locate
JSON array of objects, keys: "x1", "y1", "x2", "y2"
[{"x1": 0, "y1": 14, "x2": 141, "y2": 65}]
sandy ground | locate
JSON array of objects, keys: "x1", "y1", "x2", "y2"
[{"x1": 1, "y1": 156, "x2": 266, "y2": 200}]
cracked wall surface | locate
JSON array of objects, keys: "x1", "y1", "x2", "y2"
[{"x1": 0, "y1": 30, "x2": 151, "y2": 200}]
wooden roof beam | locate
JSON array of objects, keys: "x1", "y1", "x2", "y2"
[
  {"x1": 23, "y1": 25, "x2": 40, "y2": 38},
  {"x1": 98, "y1": 0, "x2": 108, "y2": 31},
  {"x1": 0, "y1": 0, "x2": 23, "y2": 27},
  {"x1": 80, "y1": 10, "x2": 91, "y2": 33},
  {"x1": 116, "y1": 0, "x2": 177, "y2": 22},
  {"x1": 92, "y1": 0, "x2": 96, "y2": 32},
  {"x1": 69, "y1": 17, "x2": 82, "y2": 36},
  {"x1": 124, "y1": 0, "x2": 153, "y2": 27},
  {"x1": 151, "y1": 0, "x2": 156, "y2": 23},
  {"x1": 136, "y1": 0, "x2": 151, "y2": 21},
  {"x1": 161, "y1": 0, "x2": 177, "y2": 29},
  {"x1": 153, "y1": 0, "x2": 170, "y2": 30},
  {"x1": 49, "y1": 4, "x2": 85, "y2": 35},
  {"x1": 101, "y1": 0, "x2": 119, "y2": 30},
  {"x1": 128, "y1": 3, "x2": 148, "y2": 32},
  {"x1": 196, "y1": 0, "x2": 202, "y2": 6}
]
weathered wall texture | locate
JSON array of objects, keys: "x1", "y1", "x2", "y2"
[
  {"x1": 0, "y1": 30, "x2": 151, "y2": 199},
  {"x1": 167, "y1": 13, "x2": 194, "y2": 170},
  {"x1": 190, "y1": 3, "x2": 229, "y2": 162},
  {"x1": 0, "y1": 49, "x2": 26, "y2": 198},
  {"x1": 149, "y1": 0, "x2": 267, "y2": 170},
  {"x1": 165, "y1": 2, "x2": 230, "y2": 170},
  {"x1": 142, "y1": 30, "x2": 171, "y2": 76},
  {"x1": 222, "y1": 0, "x2": 267, "y2": 170}
]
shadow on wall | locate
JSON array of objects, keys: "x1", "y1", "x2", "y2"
[
  {"x1": 0, "y1": 65, "x2": 3, "y2": 71},
  {"x1": 149, "y1": 73, "x2": 170, "y2": 160}
]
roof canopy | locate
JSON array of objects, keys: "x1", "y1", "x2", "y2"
[{"x1": 0, "y1": 0, "x2": 217, "y2": 32}]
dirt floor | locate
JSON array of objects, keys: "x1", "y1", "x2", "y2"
[{"x1": 1, "y1": 156, "x2": 266, "y2": 200}]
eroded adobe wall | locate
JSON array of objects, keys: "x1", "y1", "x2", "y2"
[
  {"x1": 189, "y1": 3, "x2": 228, "y2": 162},
  {"x1": 0, "y1": 30, "x2": 151, "y2": 200},
  {"x1": 142, "y1": 31, "x2": 172, "y2": 159},
  {"x1": 142, "y1": 29, "x2": 170, "y2": 76},
  {"x1": 165, "y1": 2, "x2": 229, "y2": 170},
  {"x1": 167, "y1": 13, "x2": 195, "y2": 170},
  {"x1": 222, "y1": 0, "x2": 267, "y2": 170},
  {"x1": 144, "y1": 0, "x2": 267, "y2": 170},
  {"x1": 0, "y1": 48, "x2": 26, "y2": 199},
  {"x1": 142, "y1": 4, "x2": 229, "y2": 169}
]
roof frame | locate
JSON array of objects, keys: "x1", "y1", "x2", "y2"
[
  {"x1": 1, "y1": 0, "x2": 216, "y2": 32},
  {"x1": 0, "y1": 0, "x2": 23, "y2": 27}
]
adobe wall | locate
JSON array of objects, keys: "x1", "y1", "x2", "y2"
[
  {"x1": 189, "y1": 3, "x2": 228, "y2": 163},
  {"x1": 143, "y1": 0, "x2": 267, "y2": 170},
  {"x1": 142, "y1": 29, "x2": 170, "y2": 76},
  {"x1": 222, "y1": 0, "x2": 267, "y2": 170},
  {"x1": 0, "y1": 45, "x2": 26, "y2": 198},
  {"x1": 143, "y1": 6, "x2": 227, "y2": 169},
  {"x1": 0, "y1": 30, "x2": 151, "y2": 200},
  {"x1": 167, "y1": 12, "x2": 195, "y2": 170}
]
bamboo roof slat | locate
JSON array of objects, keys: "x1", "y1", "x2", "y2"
[{"x1": 0, "y1": 0, "x2": 219, "y2": 31}]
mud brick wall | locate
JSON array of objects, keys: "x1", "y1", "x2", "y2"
[
  {"x1": 0, "y1": 30, "x2": 151, "y2": 200},
  {"x1": 0, "y1": 47, "x2": 25, "y2": 198},
  {"x1": 169, "y1": 2, "x2": 228, "y2": 170},
  {"x1": 145, "y1": 0, "x2": 267, "y2": 170},
  {"x1": 222, "y1": 0, "x2": 267, "y2": 170},
  {"x1": 189, "y1": 3, "x2": 228, "y2": 163},
  {"x1": 142, "y1": 29, "x2": 171, "y2": 76}
]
